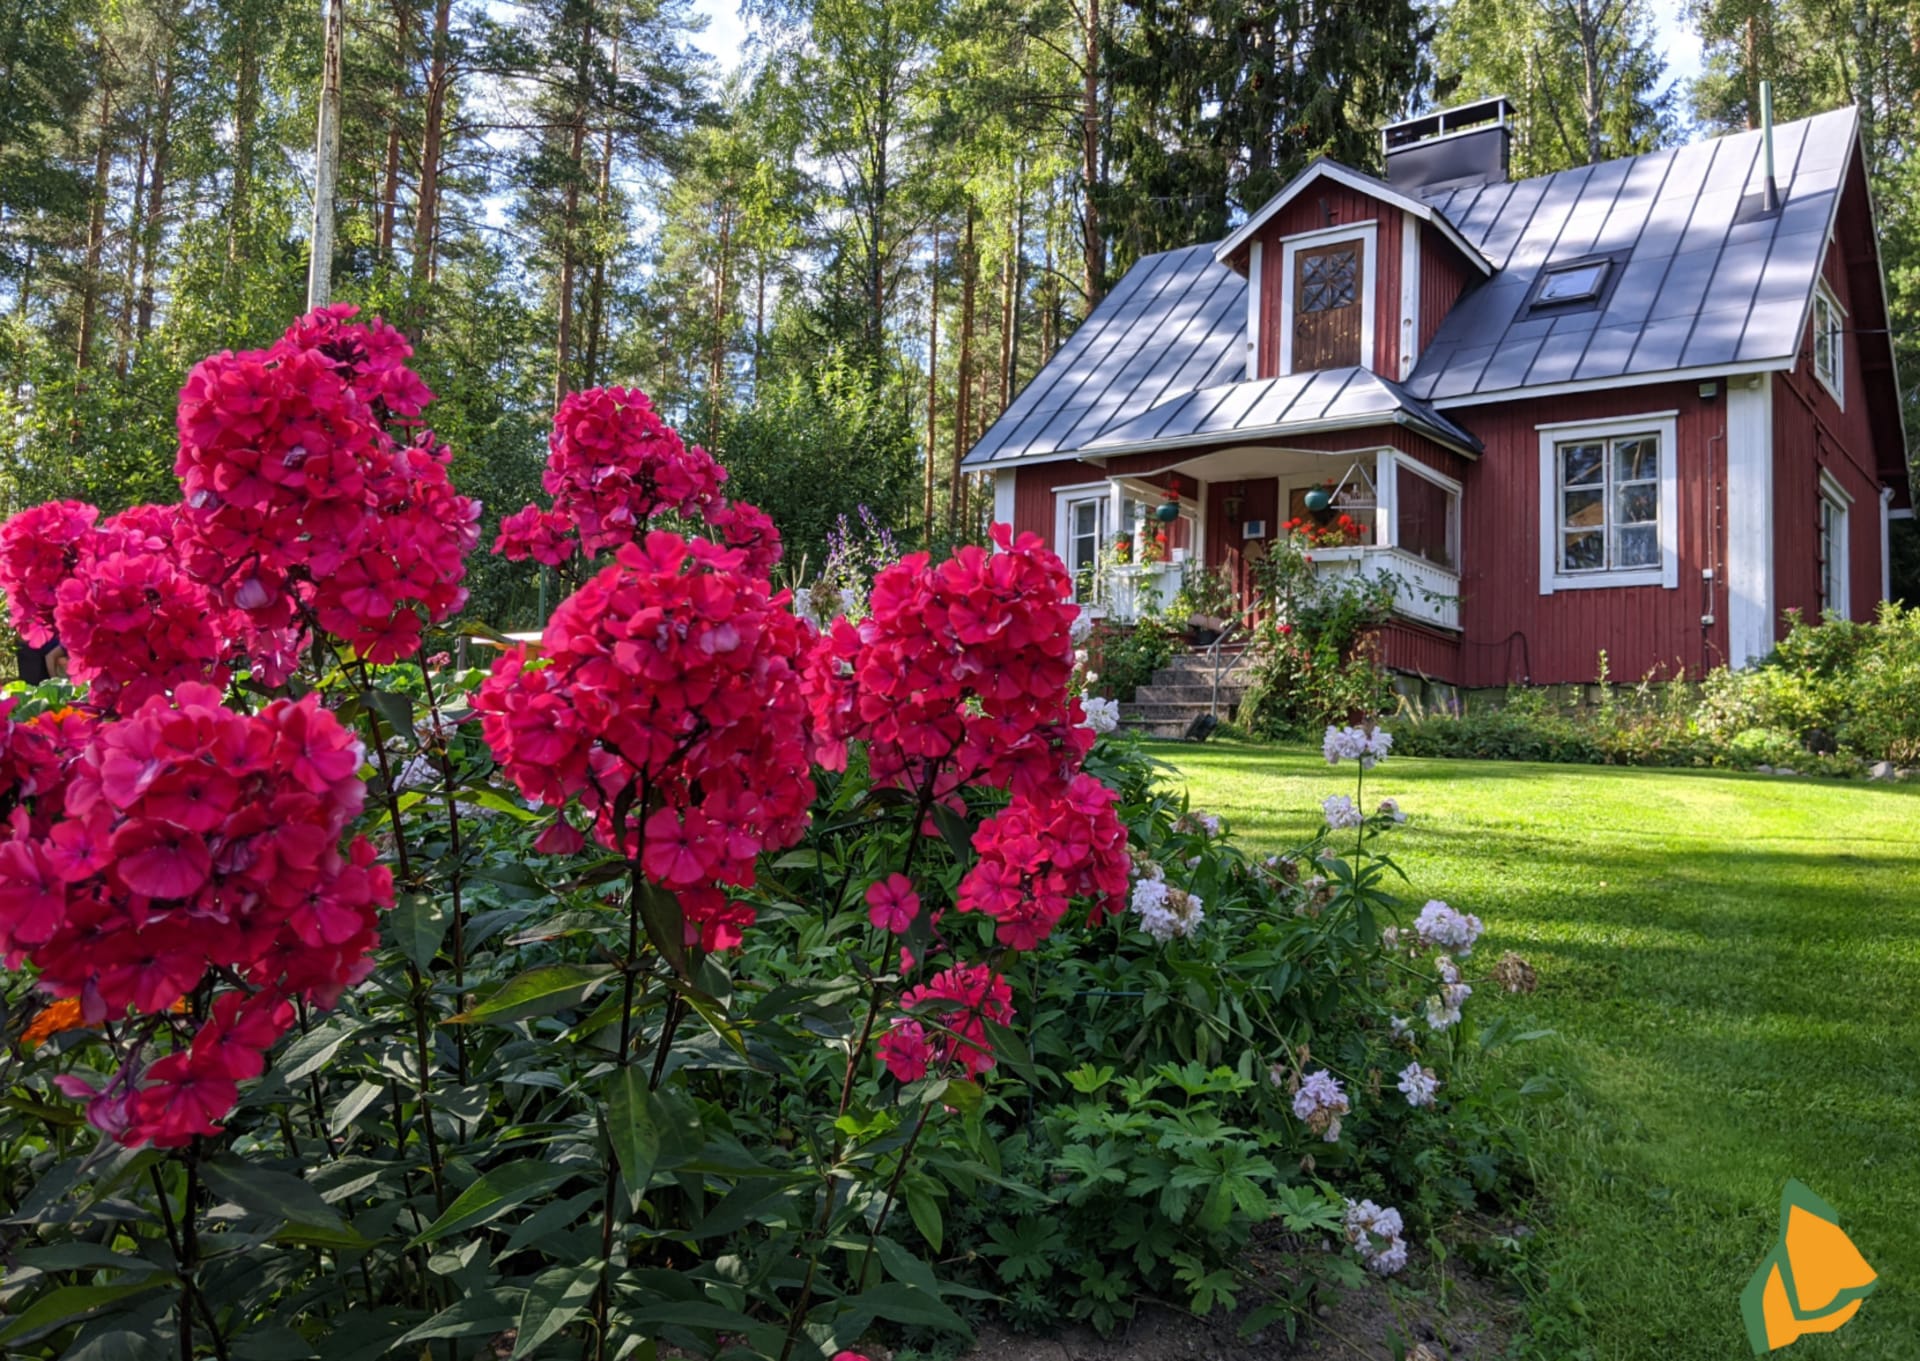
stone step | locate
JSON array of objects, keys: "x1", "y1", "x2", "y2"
[
  {"x1": 1122, "y1": 699, "x2": 1237, "y2": 721},
  {"x1": 1149, "y1": 658, "x2": 1255, "y2": 687},
  {"x1": 1120, "y1": 717, "x2": 1195, "y2": 741},
  {"x1": 1134, "y1": 682, "x2": 1251, "y2": 705}
]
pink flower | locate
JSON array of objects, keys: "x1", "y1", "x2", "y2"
[{"x1": 865, "y1": 874, "x2": 920, "y2": 933}]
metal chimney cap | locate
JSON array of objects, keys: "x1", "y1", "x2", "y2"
[{"x1": 1383, "y1": 96, "x2": 1515, "y2": 153}]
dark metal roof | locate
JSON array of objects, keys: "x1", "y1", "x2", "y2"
[
  {"x1": 1405, "y1": 106, "x2": 1857, "y2": 402},
  {"x1": 962, "y1": 107, "x2": 1859, "y2": 470},
  {"x1": 1082, "y1": 368, "x2": 1482, "y2": 456},
  {"x1": 961, "y1": 244, "x2": 1247, "y2": 468}
]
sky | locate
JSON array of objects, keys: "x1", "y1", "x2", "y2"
[{"x1": 684, "y1": 0, "x2": 1708, "y2": 101}]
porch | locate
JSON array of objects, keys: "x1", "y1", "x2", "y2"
[{"x1": 1070, "y1": 442, "x2": 1463, "y2": 633}]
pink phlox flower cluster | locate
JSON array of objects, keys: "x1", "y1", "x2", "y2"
[
  {"x1": 0, "y1": 500, "x2": 99, "y2": 646},
  {"x1": 877, "y1": 963, "x2": 1014, "y2": 1082},
  {"x1": 174, "y1": 305, "x2": 479, "y2": 664},
  {"x1": 955, "y1": 773, "x2": 1129, "y2": 949},
  {"x1": 0, "y1": 682, "x2": 391, "y2": 1147},
  {"x1": 1343, "y1": 1199, "x2": 1408, "y2": 1275},
  {"x1": 1290, "y1": 1067, "x2": 1350, "y2": 1142},
  {"x1": 804, "y1": 525, "x2": 1093, "y2": 803},
  {"x1": 497, "y1": 387, "x2": 778, "y2": 573},
  {"x1": 1127, "y1": 862, "x2": 1205, "y2": 942},
  {"x1": 475, "y1": 532, "x2": 813, "y2": 952}
]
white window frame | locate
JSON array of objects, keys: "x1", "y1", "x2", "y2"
[
  {"x1": 1818, "y1": 469, "x2": 1852, "y2": 618},
  {"x1": 1536, "y1": 411, "x2": 1680, "y2": 594},
  {"x1": 1380, "y1": 450, "x2": 1462, "y2": 570},
  {"x1": 1278, "y1": 220, "x2": 1378, "y2": 377},
  {"x1": 1812, "y1": 279, "x2": 1845, "y2": 408},
  {"x1": 1052, "y1": 482, "x2": 1112, "y2": 601}
]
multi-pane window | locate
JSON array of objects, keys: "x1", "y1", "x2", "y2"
[
  {"x1": 1813, "y1": 283, "x2": 1843, "y2": 399},
  {"x1": 1556, "y1": 432, "x2": 1660, "y2": 574},
  {"x1": 1818, "y1": 482, "x2": 1849, "y2": 615},
  {"x1": 1062, "y1": 493, "x2": 1108, "y2": 588},
  {"x1": 1536, "y1": 260, "x2": 1610, "y2": 305}
]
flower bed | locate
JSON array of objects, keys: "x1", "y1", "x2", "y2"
[{"x1": 0, "y1": 312, "x2": 1535, "y2": 1359}]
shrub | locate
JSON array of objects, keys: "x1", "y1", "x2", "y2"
[
  {"x1": 1085, "y1": 616, "x2": 1181, "y2": 703},
  {"x1": 1236, "y1": 534, "x2": 1395, "y2": 740}
]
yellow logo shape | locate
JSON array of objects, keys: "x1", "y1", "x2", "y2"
[{"x1": 1741, "y1": 1181, "x2": 1877, "y2": 1352}]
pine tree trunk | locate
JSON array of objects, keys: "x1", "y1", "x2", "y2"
[
  {"x1": 1744, "y1": 12, "x2": 1760, "y2": 128},
  {"x1": 1578, "y1": 0, "x2": 1602, "y2": 164},
  {"x1": 948, "y1": 206, "x2": 976, "y2": 536},
  {"x1": 753, "y1": 257, "x2": 766, "y2": 389},
  {"x1": 75, "y1": 82, "x2": 114, "y2": 373},
  {"x1": 230, "y1": 15, "x2": 258, "y2": 268},
  {"x1": 119, "y1": 123, "x2": 149, "y2": 375},
  {"x1": 999, "y1": 165, "x2": 1022, "y2": 414},
  {"x1": 381, "y1": 1, "x2": 412, "y2": 258},
  {"x1": 923, "y1": 223, "x2": 939, "y2": 543},
  {"x1": 1080, "y1": 0, "x2": 1105, "y2": 307},
  {"x1": 411, "y1": 0, "x2": 452, "y2": 288},
  {"x1": 137, "y1": 51, "x2": 173, "y2": 342},
  {"x1": 708, "y1": 205, "x2": 731, "y2": 437},
  {"x1": 584, "y1": 36, "x2": 617, "y2": 392},
  {"x1": 554, "y1": 23, "x2": 590, "y2": 408}
]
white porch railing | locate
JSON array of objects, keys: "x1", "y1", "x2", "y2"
[
  {"x1": 1101, "y1": 563, "x2": 1185, "y2": 624},
  {"x1": 1304, "y1": 545, "x2": 1461, "y2": 631}
]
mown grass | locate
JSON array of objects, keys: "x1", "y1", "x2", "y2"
[{"x1": 1150, "y1": 740, "x2": 1920, "y2": 1361}]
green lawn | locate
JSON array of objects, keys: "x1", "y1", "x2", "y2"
[{"x1": 1152, "y1": 741, "x2": 1920, "y2": 1361}]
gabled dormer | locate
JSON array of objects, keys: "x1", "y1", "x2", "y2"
[{"x1": 1213, "y1": 100, "x2": 1503, "y2": 383}]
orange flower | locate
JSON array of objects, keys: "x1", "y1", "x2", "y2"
[{"x1": 21, "y1": 997, "x2": 86, "y2": 1049}]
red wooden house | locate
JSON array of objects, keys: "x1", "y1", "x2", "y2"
[{"x1": 964, "y1": 98, "x2": 1913, "y2": 686}]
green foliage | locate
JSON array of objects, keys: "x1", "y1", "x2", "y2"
[
  {"x1": 715, "y1": 352, "x2": 921, "y2": 573},
  {"x1": 1084, "y1": 617, "x2": 1180, "y2": 703},
  {"x1": 1237, "y1": 535, "x2": 1395, "y2": 739},
  {"x1": 1390, "y1": 606, "x2": 1920, "y2": 773},
  {"x1": 933, "y1": 740, "x2": 1540, "y2": 1334}
]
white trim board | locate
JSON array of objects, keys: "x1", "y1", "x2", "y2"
[
  {"x1": 1725, "y1": 374, "x2": 1776, "y2": 667},
  {"x1": 1536, "y1": 410, "x2": 1682, "y2": 595},
  {"x1": 1214, "y1": 159, "x2": 1493, "y2": 277}
]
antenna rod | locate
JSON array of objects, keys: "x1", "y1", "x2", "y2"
[{"x1": 1761, "y1": 80, "x2": 1779, "y2": 213}]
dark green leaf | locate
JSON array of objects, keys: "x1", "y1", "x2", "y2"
[
  {"x1": 387, "y1": 891, "x2": 453, "y2": 971},
  {"x1": 202, "y1": 1160, "x2": 349, "y2": 1236},
  {"x1": 928, "y1": 802, "x2": 976, "y2": 860},
  {"x1": 607, "y1": 1068, "x2": 660, "y2": 1213},
  {"x1": 513, "y1": 1264, "x2": 600, "y2": 1358},
  {"x1": 408, "y1": 1164, "x2": 580, "y2": 1247},
  {"x1": 0, "y1": 1280, "x2": 174, "y2": 1344},
  {"x1": 450, "y1": 963, "x2": 617, "y2": 1026},
  {"x1": 638, "y1": 882, "x2": 691, "y2": 980}
]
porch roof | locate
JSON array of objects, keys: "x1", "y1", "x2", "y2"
[{"x1": 1081, "y1": 368, "x2": 1482, "y2": 459}]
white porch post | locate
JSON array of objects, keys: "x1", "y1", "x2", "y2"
[
  {"x1": 992, "y1": 468, "x2": 1016, "y2": 533},
  {"x1": 1726, "y1": 374, "x2": 1776, "y2": 668}
]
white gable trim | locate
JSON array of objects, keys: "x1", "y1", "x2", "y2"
[
  {"x1": 1399, "y1": 209, "x2": 1421, "y2": 380},
  {"x1": 1278, "y1": 221, "x2": 1378, "y2": 378},
  {"x1": 1246, "y1": 241, "x2": 1263, "y2": 371},
  {"x1": 1215, "y1": 159, "x2": 1493, "y2": 277},
  {"x1": 1726, "y1": 374, "x2": 1776, "y2": 666}
]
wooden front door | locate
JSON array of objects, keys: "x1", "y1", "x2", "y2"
[{"x1": 1292, "y1": 240, "x2": 1364, "y2": 371}]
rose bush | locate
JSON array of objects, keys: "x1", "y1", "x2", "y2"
[{"x1": 0, "y1": 312, "x2": 1537, "y2": 1361}]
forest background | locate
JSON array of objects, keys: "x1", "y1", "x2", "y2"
[{"x1": 3, "y1": 0, "x2": 1915, "y2": 627}]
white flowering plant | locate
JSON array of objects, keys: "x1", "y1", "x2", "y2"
[{"x1": 933, "y1": 731, "x2": 1548, "y2": 1338}]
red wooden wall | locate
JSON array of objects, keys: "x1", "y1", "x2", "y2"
[
  {"x1": 1771, "y1": 168, "x2": 1889, "y2": 629},
  {"x1": 1418, "y1": 224, "x2": 1474, "y2": 354},
  {"x1": 1444, "y1": 381, "x2": 1728, "y2": 687}
]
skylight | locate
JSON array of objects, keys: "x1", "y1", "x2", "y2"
[{"x1": 1537, "y1": 261, "x2": 1611, "y2": 305}]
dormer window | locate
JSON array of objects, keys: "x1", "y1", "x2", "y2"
[{"x1": 1278, "y1": 222, "x2": 1377, "y2": 375}]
